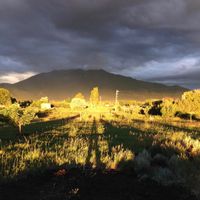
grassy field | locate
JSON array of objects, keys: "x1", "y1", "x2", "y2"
[{"x1": 0, "y1": 107, "x2": 200, "y2": 199}]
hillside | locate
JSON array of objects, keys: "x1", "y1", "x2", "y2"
[{"x1": 0, "y1": 69, "x2": 187, "y2": 101}]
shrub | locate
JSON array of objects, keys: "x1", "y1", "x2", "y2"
[
  {"x1": 134, "y1": 149, "x2": 151, "y2": 173},
  {"x1": 19, "y1": 100, "x2": 32, "y2": 108},
  {"x1": 148, "y1": 100, "x2": 162, "y2": 116},
  {"x1": 31, "y1": 97, "x2": 49, "y2": 108},
  {"x1": 178, "y1": 90, "x2": 200, "y2": 115},
  {"x1": 90, "y1": 87, "x2": 99, "y2": 105},
  {"x1": 152, "y1": 154, "x2": 168, "y2": 167},
  {"x1": 0, "y1": 104, "x2": 38, "y2": 134},
  {"x1": 160, "y1": 99, "x2": 178, "y2": 118},
  {"x1": 70, "y1": 98, "x2": 87, "y2": 110},
  {"x1": 152, "y1": 167, "x2": 175, "y2": 185},
  {"x1": 0, "y1": 88, "x2": 12, "y2": 106},
  {"x1": 74, "y1": 92, "x2": 85, "y2": 99}
]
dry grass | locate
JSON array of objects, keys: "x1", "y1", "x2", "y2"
[{"x1": 1, "y1": 106, "x2": 200, "y2": 196}]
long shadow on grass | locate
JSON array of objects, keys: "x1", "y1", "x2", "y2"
[
  {"x1": 85, "y1": 119, "x2": 102, "y2": 167},
  {"x1": 24, "y1": 115, "x2": 80, "y2": 135},
  {"x1": 1, "y1": 118, "x2": 199, "y2": 200},
  {"x1": 101, "y1": 119, "x2": 156, "y2": 155},
  {"x1": 101, "y1": 119, "x2": 186, "y2": 157},
  {"x1": 133, "y1": 119, "x2": 200, "y2": 139},
  {"x1": 0, "y1": 114, "x2": 80, "y2": 141}
]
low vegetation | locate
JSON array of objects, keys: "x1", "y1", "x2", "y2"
[{"x1": 0, "y1": 87, "x2": 200, "y2": 199}]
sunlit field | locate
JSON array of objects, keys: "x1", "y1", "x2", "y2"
[
  {"x1": 1, "y1": 105, "x2": 200, "y2": 198},
  {"x1": 0, "y1": 88, "x2": 200, "y2": 199},
  {"x1": 2, "y1": 0, "x2": 200, "y2": 198}
]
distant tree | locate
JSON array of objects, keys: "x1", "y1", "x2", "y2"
[
  {"x1": 90, "y1": 87, "x2": 99, "y2": 105},
  {"x1": 70, "y1": 98, "x2": 87, "y2": 110},
  {"x1": 148, "y1": 100, "x2": 162, "y2": 116},
  {"x1": 31, "y1": 97, "x2": 48, "y2": 108},
  {"x1": 140, "y1": 100, "x2": 155, "y2": 117},
  {"x1": 19, "y1": 100, "x2": 32, "y2": 108},
  {"x1": 0, "y1": 88, "x2": 12, "y2": 106},
  {"x1": 159, "y1": 90, "x2": 200, "y2": 120},
  {"x1": 160, "y1": 99, "x2": 178, "y2": 118},
  {"x1": 181, "y1": 90, "x2": 200, "y2": 114},
  {"x1": 11, "y1": 97, "x2": 17, "y2": 104},
  {"x1": 74, "y1": 92, "x2": 85, "y2": 99},
  {"x1": 0, "y1": 104, "x2": 38, "y2": 134}
]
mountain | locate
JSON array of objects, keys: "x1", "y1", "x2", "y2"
[{"x1": 0, "y1": 69, "x2": 187, "y2": 101}]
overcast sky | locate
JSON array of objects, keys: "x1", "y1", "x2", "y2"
[{"x1": 0, "y1": 0, "x2": 200, "y2": 88}]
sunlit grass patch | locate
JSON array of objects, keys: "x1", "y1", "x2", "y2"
[
  {"x1": 1, "y1": 109, "x2": 200, "y2": 196},
  {"x1": 0, "y1": 120, "x2": 135, "y2": 179}
]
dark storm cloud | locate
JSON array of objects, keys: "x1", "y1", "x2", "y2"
[
  {"x1": 145, "y1": 65, "x2": 200, "y2": 89},
  {"x1": 0, "y1": 0, "x2": 200, "y2": 88}
]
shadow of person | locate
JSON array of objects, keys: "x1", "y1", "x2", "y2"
[{"x1": 85, "y1": 118, "x2": 103, "y2": 168}]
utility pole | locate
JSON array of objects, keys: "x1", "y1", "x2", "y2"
[{"x1": 115, "y1": 90, "x2": 119, "y2": 105}]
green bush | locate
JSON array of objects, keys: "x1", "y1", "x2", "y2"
[
  {"x1": 160, "y1": 99, "x2": 179, "y2": 118},
  {"x1": 70, "y1": 98, "x2": 87, "y2": 110},
  {"x1": 0, "y1": 88, "x2": 12, "y2": 106},
  {"x1": 179, "y1": 90, "x2": 200, "y2": 115},
  {"x1": 0, "y1": 104, "x2": 38, "y2": 134}
]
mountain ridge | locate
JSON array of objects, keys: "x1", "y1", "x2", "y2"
[{"x1": 0, "y1": 69, "x2": 187, "y2": 101}]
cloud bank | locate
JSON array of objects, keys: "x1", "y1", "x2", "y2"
[{"x1": 0, "y1": 0, "x2": 200, "y2": 88}]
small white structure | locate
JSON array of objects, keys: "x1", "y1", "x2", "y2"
[{"x1": 41, "y1": 103, "x2": 51, "y2": 110}]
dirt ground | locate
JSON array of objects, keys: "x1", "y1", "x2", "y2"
[{"x1": 0, "y1": 167, "x2": 197, "y2": 200}]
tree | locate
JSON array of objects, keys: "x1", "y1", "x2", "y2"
[
  {"x1": 90, "y1": 87, "x2": 99, "y2": 105},
  {"x1": 0, "y1": 88, "x2": 12, "y2": 106},
  {"x1": 181, "y1": 90, "x2": 200, "y2": 114},
  {"x1": 74, "y1": 92, "x2": 85, "y2": 99},
  {"x1": 31, "y1": 97, "x2": 49, "y2": 108},
  {"x1": 11, "y1": 97, "x2": 17, "y2": 104},
  {"x1": 0, "y1": 104, "x2": 38, "y2": 134},
  {"x1": 160, "y1": 99, "x2": 178, "y2": 118},
  {"x1": 70, "y1": 98, "x2": 87, "y2": 110}
]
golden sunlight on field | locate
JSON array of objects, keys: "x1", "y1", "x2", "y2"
[{"x1": 0, "y1": 87, "x2": 200, "y2": 199}]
